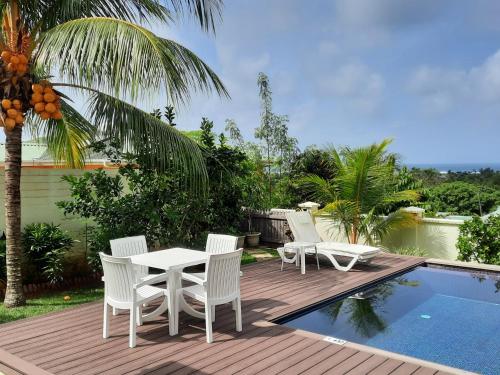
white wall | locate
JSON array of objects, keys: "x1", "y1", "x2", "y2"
[
  {"x1": 314, "y1": 215, "x2": 462, "y2": 260},
  {"x1": 0, "y1": 169, "x2": 97, "y2": 268}
]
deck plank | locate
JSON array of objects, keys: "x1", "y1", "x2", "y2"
[{"x1": 0, "y1": 254, "x2": 451, "y2": 375}]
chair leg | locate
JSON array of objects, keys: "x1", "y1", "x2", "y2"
[
  {"x1": 281, "y1": 256, "x2": 284, "y2": 271},
  {"x1": 137, "y1": 305, "x2": 143, "y2": 326},
  {"x1": 103, "y1": 301, "x2": 109, "y2": 339},
  {"x1": 130, "y1": 307, "x2": 137, "y2": 348},
  {"x1": 235, "y1": 297, "x2": 242, "y2": 332},
  {"x1": 113, "y1": 307, "x2": 118, "y2": 316},
  {"x1": 205, "y1": 302, "x2": 213, "y2": 343},
  {"x1": 315, "y1": 249, "x2": 320, "y2": 270},
  {"x1": 232, "y1": 300, "x2": 236, "y2": 310},
  {"x1": 211, "y1": 305, "x2": 216, "y2": 322}
]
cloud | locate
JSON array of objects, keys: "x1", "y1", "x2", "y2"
[
  {"x1": 408, "y1": 50, "x2": 500, "y2": 113},
  {"x1": 334, "y1": 0, "x2": 449, "y2": 31},
  {"x1": 316, "y1": 63, "x2": 385, "y2": 113}
]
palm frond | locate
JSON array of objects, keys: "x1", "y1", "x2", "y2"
[
  {"x1": 297, "y1": 174, "x2": 337, "y2": 204},
  {"x1": 168, "y1": 0, "x2": 223, "y2": 33},
  {"x1": 369, "y1": 210, "x2": 418, "y2": 244},
  {"x1": 87, "y1": 90, "x2": 208, "y2": 190},
  {"x1": 34, "y1": 17, "x2": 228, "y2": 102},
  {"x1": 25, "y1": 101, "x2": 96, "y2": 168},
  {"x1": 18, "y1": 0, "x2": 171, "y2": 31}
]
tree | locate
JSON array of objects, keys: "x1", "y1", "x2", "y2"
[
  {"x1": 299, "y1": 139, "x2": 419, "y2": 245},
  {"x1": 424, "y1": 182, "x2": 499, "y2": 216},
  {"x1": 2, "y1": 0, "x2": 227, "y2": 307}
]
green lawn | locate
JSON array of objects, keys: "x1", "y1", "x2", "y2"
[{"x1": 0, "y1": 287, "x2": 104, "y2": 324}]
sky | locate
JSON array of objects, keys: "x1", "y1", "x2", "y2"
[
  {"x1": 154, "y1": 0, "x2": 500, "y2": 165},
  {"x1": 10, "y1": 0, "x2": 500, "y2": 165}
]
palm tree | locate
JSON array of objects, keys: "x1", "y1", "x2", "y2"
[
  {"x1": 299, "y1": 139, "x2": 419, "y2": 245},
  {"x1": 1, "y1": 0, "x2": 228, "y2": 307}
]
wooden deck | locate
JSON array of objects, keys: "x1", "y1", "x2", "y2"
[{"x1": 0, "y1": 254, "x2": 459, "y2": 375}]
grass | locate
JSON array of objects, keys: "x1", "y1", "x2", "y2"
[
  {"x1": 242, "y1": 247, "x2": 279, "y2": 265},
  {"x1": 0, "y1": 287, "x2": 103, "y2": 324}
]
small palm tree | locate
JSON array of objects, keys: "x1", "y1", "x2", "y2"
[
  {"x1": 1, "y1": 0, "x2": 228, "y2": 307},
  {"x1": 299, "y1": 139, "x2": 419, "y2": 245}
]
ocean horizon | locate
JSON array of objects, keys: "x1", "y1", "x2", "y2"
[{"x1": 405, "y1": 163, "x2": 500, "y2": 173}]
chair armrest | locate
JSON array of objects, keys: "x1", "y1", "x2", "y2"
[
  {"x1": 181, "y1": 272, "x2": 206, "y2": 286},
  {"x1": 134, "y1": 272, "x2": 169, "y2": 289}
]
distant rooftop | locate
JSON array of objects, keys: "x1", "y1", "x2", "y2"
[{"x1": 0, "y1": 141, "x2": 114, "y2": 168}]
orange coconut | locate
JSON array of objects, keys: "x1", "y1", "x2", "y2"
[
  {"x1": 32, "y1": 84, "x2": 43, "y2": 93},
  {"x1": 34, "y1": 102, "x2": 45, "y2": 113},
  {"x1": 1, "y1": 99, "x2": 12, "y2": 109},
  {"x1": 7, "y1": 109, "x2": 18, "y2": 119},
  {"x1": 39, "y1": 111, "x2": 50, "y2": 120},
  {"x1": 32, "y1": 93, "x2": 44, "y2": 103},
  {"x1": 43, "y1": 92, "x2": 56, "y2": 103},
  {"x1": 45, "y1": 103, "x2": 57, "y2": 114}
]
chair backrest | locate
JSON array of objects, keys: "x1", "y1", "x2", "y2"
[
  {"x1": 100, "y1": 252, "x2": 135, "y2": 303},
  {"x1": 285, "y1": 211, "x2": 322, "y2": 243},
  {"x1": 205, "y1": 234, "x2": 238, "y2": 254},
  {"x1": 110, "y1": 235, "x2": 149, "y2": 279},
  {"x1": 205, "y1": 249, "x2": 243, "y2": 301}
]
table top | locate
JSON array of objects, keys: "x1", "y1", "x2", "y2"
[{"x1": 130, "y1": 248, "x2": 208, "y2": 270}]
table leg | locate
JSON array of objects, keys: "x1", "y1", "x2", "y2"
[{"x1": 301, "y1": 249, "x2": 306, "y2": 274}]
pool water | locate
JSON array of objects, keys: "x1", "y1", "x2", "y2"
[{"x1": 282, "y1": 266, "x2": 500, "y2": 374}]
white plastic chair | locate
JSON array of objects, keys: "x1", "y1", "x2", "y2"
[
  {"x1": 100, "y1": 252, "x2": 169, "y2": 348},
  {"x1": 183, "y1": 234, "x2": 239, "y2": 280},
  {"x1": 179, "y1": 249, "x2": 243, "y2": 343},
  {"x1": 110, "y1": 235, "x2": 168, "y2": 284}
]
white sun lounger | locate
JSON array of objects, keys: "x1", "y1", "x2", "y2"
[{"x1": 285, "y1": 211, "x2": 381, "y2": 272}]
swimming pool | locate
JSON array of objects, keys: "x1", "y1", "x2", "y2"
[{"x1": 280, "y1": 265, "x2": 500, "y2": 374}]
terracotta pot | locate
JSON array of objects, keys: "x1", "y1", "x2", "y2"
[{"x1": 245, "y1": 232, "x2": 261, "y2": 248}]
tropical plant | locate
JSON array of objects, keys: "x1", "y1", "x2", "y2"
[
  {"x1": 457, "y1": 215, "x2": 500, "y2": 265},
  {"x1": 298, "y1": 139, "x2": 420, "y2": 245},
  {"x1": 22, "y1": 223, "x2": 73, "y2": 283},
  {"x1": 1, "y1": 0, "x2": 227, "y2": 307}
]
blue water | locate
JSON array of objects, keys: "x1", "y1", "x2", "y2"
[
  {"x1": 282, "y1": 267, "x2": 500, "y2": 374},
  {"x1": 406, "y1": 163, "x2": 500, "y2": 172}
]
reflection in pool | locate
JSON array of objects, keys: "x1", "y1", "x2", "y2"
[{"x1": 282, "y1": 266, "x2": 500, "y2": 374}]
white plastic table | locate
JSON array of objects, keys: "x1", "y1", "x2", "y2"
[
  {"x1": 130, "y1": 248, "x2": 208, "y2": 336},
  {"x1": 284, "y1": 241, "x2": 319, "y2": 274}
]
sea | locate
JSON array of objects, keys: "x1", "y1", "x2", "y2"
[{"x1": 405, "y1": 163, "x2": 500, "y2": 173}]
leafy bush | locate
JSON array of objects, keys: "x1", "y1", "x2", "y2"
[
  {"x1": 457, "y1": 216, "x2": 500, "y2": 265},
  {"x1": 424, "y1": 181, "x2": 500, "y2": 215},
  {"x1": 22, "y1": 223, "x2": 74, "y2": 283}
]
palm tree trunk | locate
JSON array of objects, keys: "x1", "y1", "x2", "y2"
[{"x1": 3, "y1": 126, "x2": 25, "y2": 307}]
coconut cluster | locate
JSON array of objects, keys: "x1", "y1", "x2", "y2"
[
  {"x1": 1, "y1": 99, "x2": 23, "y2": 130},
  {"x1": 0, "y1": 50, "x2": 28, "y2": 75},
  {"x1": 30, "y1": 81, "x2": 62, "y2": 120}
]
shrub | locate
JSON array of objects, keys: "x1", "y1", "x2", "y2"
[
  {"x1": 457, "y1": 216, "x2": 500, "y2": 265},
  {"x1": 424, "y1": 182, "x2": 500, "y2": 215},
  {"x1": 22, "y1": 223, "x2": 73, "y2": 283}
]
